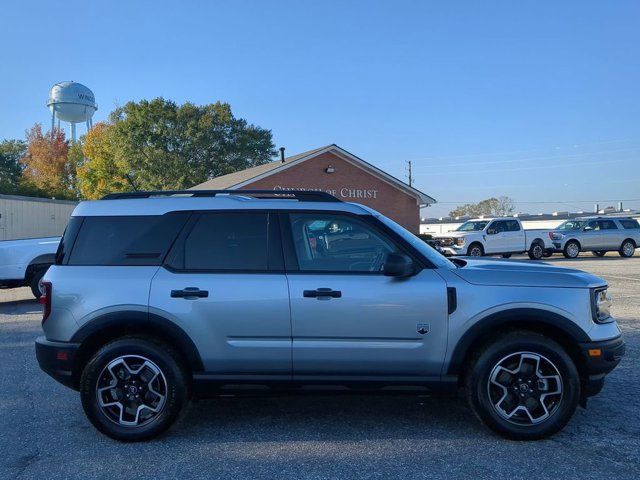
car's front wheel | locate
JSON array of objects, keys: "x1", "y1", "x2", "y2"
[
  {"x1": 467, "y1": 243, "x2": 484, "y2": 257},
  {"x1": 563, "y1": 240, "x2": 581, "y2": 259},
  {"x1": 465, "y1": 331, "x2": 580, "y2": 440},
  {"x1": 80, "y1": 337, "x2": 190, "y2": 442}
]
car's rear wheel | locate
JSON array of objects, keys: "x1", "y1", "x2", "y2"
[
  {"x1": 467, "y1": 243, "x2": 484, "y2": 257},
  {"x1": 619, "y1": 239, "x2": 636, "y2": 258},
  {"x1": 29, "y1": 266, "x2": 48, "y2": 299},
  {"x1": 592, "y1": 251, "x2": 606, "y2": 257},
  {"x1": 563, "y1": 241, "x2": 580, "y2": 259},
  {"x1": 528, "y1": 242, "x2": 544, "y2": 260},
  {"x1": 80, "y1": 337, "x2": 190, "y2": 442},
  {"x1": 542, "y1": 250, "x2": 553, "y2": 258},
  {"x1": 465, "y1": 331, "x2": 580, "y2": 440}
]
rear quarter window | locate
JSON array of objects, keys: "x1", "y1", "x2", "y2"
[
  {"x1": 620, "y1": 219, "x2": 640, "y2": 229},
  {"x1": 66, "y1": 213, "x2": 189, "y2": 266}
]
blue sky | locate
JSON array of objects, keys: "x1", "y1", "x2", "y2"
[{"x1": 1, "y1": 0, "x2": 639, "y2": 216}]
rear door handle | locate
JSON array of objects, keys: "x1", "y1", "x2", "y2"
[
  {"x1": 171, "y1": 287, "x2": 209, "y2": 299},
  {"x1": 303, "y1": 288, "x2": 342, "y2": 298}
]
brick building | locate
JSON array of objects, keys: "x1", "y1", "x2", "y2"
[{"x1": 192, "y1": 144, "x2": 435, "y2": 232}]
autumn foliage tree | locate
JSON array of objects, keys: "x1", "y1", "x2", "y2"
[
  {"x1": 21, "y1": 125, "x2": 76, "y2": 199},
  {"x1": 76, "y1": 98, "x2": 275, "y2": 196},
  {"x1": 76, "y1": 123, "x2": 133, "y2": 199}
]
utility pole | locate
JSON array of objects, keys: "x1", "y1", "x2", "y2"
[{"x1": 406, "y1": 160, "x2": 413, "y2": 187}]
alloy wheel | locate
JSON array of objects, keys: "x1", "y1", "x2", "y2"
[
  {"x1": 487, "y1": 352, "x2": 563, "y2": 426},
  {"x1": 566, "y1": 243, "x2": 579, "y2": 258},
  {"x1": 623, "y1": 242, "x2": 635, "y2": 257},
  {"x1": 96, "y1": 355, "x2": 167, "y2": 427},
  {"x1": 532, "y1": 244, "x2": 543, "y2": 259}
]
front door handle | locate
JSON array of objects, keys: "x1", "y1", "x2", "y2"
[
  {"x1": 171, "y1": 287, "x2": 209, "y2": 299},
  {"x1": 303, "y1": 288, "x2": 342, "y2": 298}
]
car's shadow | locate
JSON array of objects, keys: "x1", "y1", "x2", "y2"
[
  {"x1": 0, "y1": 298, "x2": 41, "y2": 316},
  {"x1": 172, "y1": 392, "x2": 484, "y2": 442}
]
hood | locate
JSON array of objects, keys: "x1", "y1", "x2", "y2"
[
  {"x1": 452, "y1": 258, "x2": 606, "y2": 289},
  {"x1": 434, "y1": 231, "x2": 468, "y2": 238},
  {"x1": 0, "y1": 237, "x2": 60, "y2": 248}
]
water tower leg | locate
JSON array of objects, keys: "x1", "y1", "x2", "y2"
[
  {"x1": 51, "y1": 111, "x2": 55, "y2": 133},
  {"x1": 71, "y1": 123, "x2": 76, "y2": 142}
]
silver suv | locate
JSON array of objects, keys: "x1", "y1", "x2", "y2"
[
  {"x1": 35, "y1": 190, "x2": 625, "y2": 441},
  {"x1": 549, "y1": 216, "x2": 640, "y2": 258}
]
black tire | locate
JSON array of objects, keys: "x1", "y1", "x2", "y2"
[
  {"x1": 501, "y1": 253, "x2": 512, "y2": 258},
  {"x1": 542, "y1": 250, "x2": 553, "y2": 258},
  {"x1": 29, "y1": 266, "x2": 48, "y2": 299},
  {"x1": 465, "y1": 331, "x2": 580, "y2": 440},
  {"x1": 467, "y1": 243, "x2": 484, "y2": 257},
  {"x1": 619, "y1": 239, "x2": 636, "y2": 258},
  {"x1": 592, "y1": 251, "x2": 606, "y2": 257},
  {"x1": 528, "y1": 242, "x2": 544, "y2": 260},
  {"x1": 562, "y1": 240, "x2": 580, "y2": 259},
  {"x1": 80, "y1": 337, "x2": 190, "y2": 442}
]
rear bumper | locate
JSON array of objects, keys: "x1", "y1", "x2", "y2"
[
  {"x1": 35, "y1": 336, "x2": 80, "y2": 390},
  {"x1": 579, "y1": 335, "x2": 625, "y2": 396}
]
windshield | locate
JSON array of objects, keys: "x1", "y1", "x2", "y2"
[
  {"x1": 456, "y1": 220, "x2": 489, "y2": 232},
  {"x1": 557, "y1": 220, "x2": 586, "y2": 231},
  {"x1": 375, "y1": 214, "x2": 456, "y2": 270}
]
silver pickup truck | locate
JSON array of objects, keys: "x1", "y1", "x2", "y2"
[
  {"x1": 0, "y1": 237, "x2": 60, "y2": 298},
  {"x1": 549, "y1": 216, "x2": 640, "y2": 258}
]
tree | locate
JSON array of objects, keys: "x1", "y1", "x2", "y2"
[
  {"x1": 21, "y1": 125, "x2": 76, "y2": 199},
  {"x1": 0, "y1": 139, "x2": 26, "y2": 194},
  {"x1": 449, "y1": 196, "x2": 515, "y2": 218},
  {"x1": 76, "y1": 123, "x2": 133, "y2": 199},
  {"x1": 98, "y1": 98, "x2": 275, "y2": 192}
]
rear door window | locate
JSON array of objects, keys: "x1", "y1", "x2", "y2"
[
  {"x1": 597, "y1": 220, "x2": 618, "y2": 230},
  {"x1": 67, "y1": 213, "x2": 189, "y2": 266},
  {"x1": 182, "y1": 212, "x2": 269, "y2": 271},
  {"x1": 505, "y1": 220, "x2": 521, "y2": 232}
]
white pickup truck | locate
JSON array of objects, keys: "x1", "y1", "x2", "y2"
[
  {"x1": 433, "y1": 217, "x2": 554, "y2": 259},
  {"x1": 0, "y1": 237, "x2": 60, "y2": 299}
]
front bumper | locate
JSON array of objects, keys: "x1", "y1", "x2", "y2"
[
  {"x1": 579, "y1": 335, "x2": 625, "y2": 396},
  {"x1": 35, "y1": 336, "x2": 81, "y2": 390},
  {"x1": 440, "y1": 246, "x2": 465, "y2": 256}
]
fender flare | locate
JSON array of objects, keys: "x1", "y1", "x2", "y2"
[
  {"x1": 70, "y1": 310, "x2": 204, "y2": 372},
  {"x1": 28, "y1": 253, "x2": 55, "y2": 266},
  {"x1": 446, "y1": 308, "x2": 590, "y2": 375}
]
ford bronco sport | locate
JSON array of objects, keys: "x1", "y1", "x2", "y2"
[{"x1": 35, "y1": 190, "x2": 624, "y2": 441}]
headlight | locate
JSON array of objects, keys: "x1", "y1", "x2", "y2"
[
  {"x1": 592, "y1": 287, "x2": 613, "y2": 323},
  {"x1": 455, "y1": 237, "x2": 465, "y2": 246}
]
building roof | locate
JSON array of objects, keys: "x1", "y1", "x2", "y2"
[{"x1": 191, "y1": 144, "x2": 436, "y2": 205}]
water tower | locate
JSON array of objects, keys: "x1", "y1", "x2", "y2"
[{"x1": 47, "y1": 81, "x2": 97, "y2": 141}]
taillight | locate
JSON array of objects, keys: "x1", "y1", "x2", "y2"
[
  {"x1": 40, "y1": 281, "x2": 52, "y2": 324},
  {"x1": 548, "y1": 232, "x2": 554, "y2": 240}
]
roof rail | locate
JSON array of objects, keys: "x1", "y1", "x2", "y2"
[{"x1": 101, "y1": 189, "x2": 341, "y2": 203}]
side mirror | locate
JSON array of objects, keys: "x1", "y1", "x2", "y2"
[
  {"x1": 584, "y1": 226, "x2": 593, "y2": 231},
  {"x1": 383, "y1": 253, "x2": 415, "y2": 277}
]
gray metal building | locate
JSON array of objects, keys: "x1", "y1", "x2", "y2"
[{"x1": 0, "y1": 194, "x2": 77, "y2": 240}]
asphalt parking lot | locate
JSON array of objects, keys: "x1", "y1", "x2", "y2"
[{"x1": 1, "y1": 254, "x2": 638, "y2": 479}]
